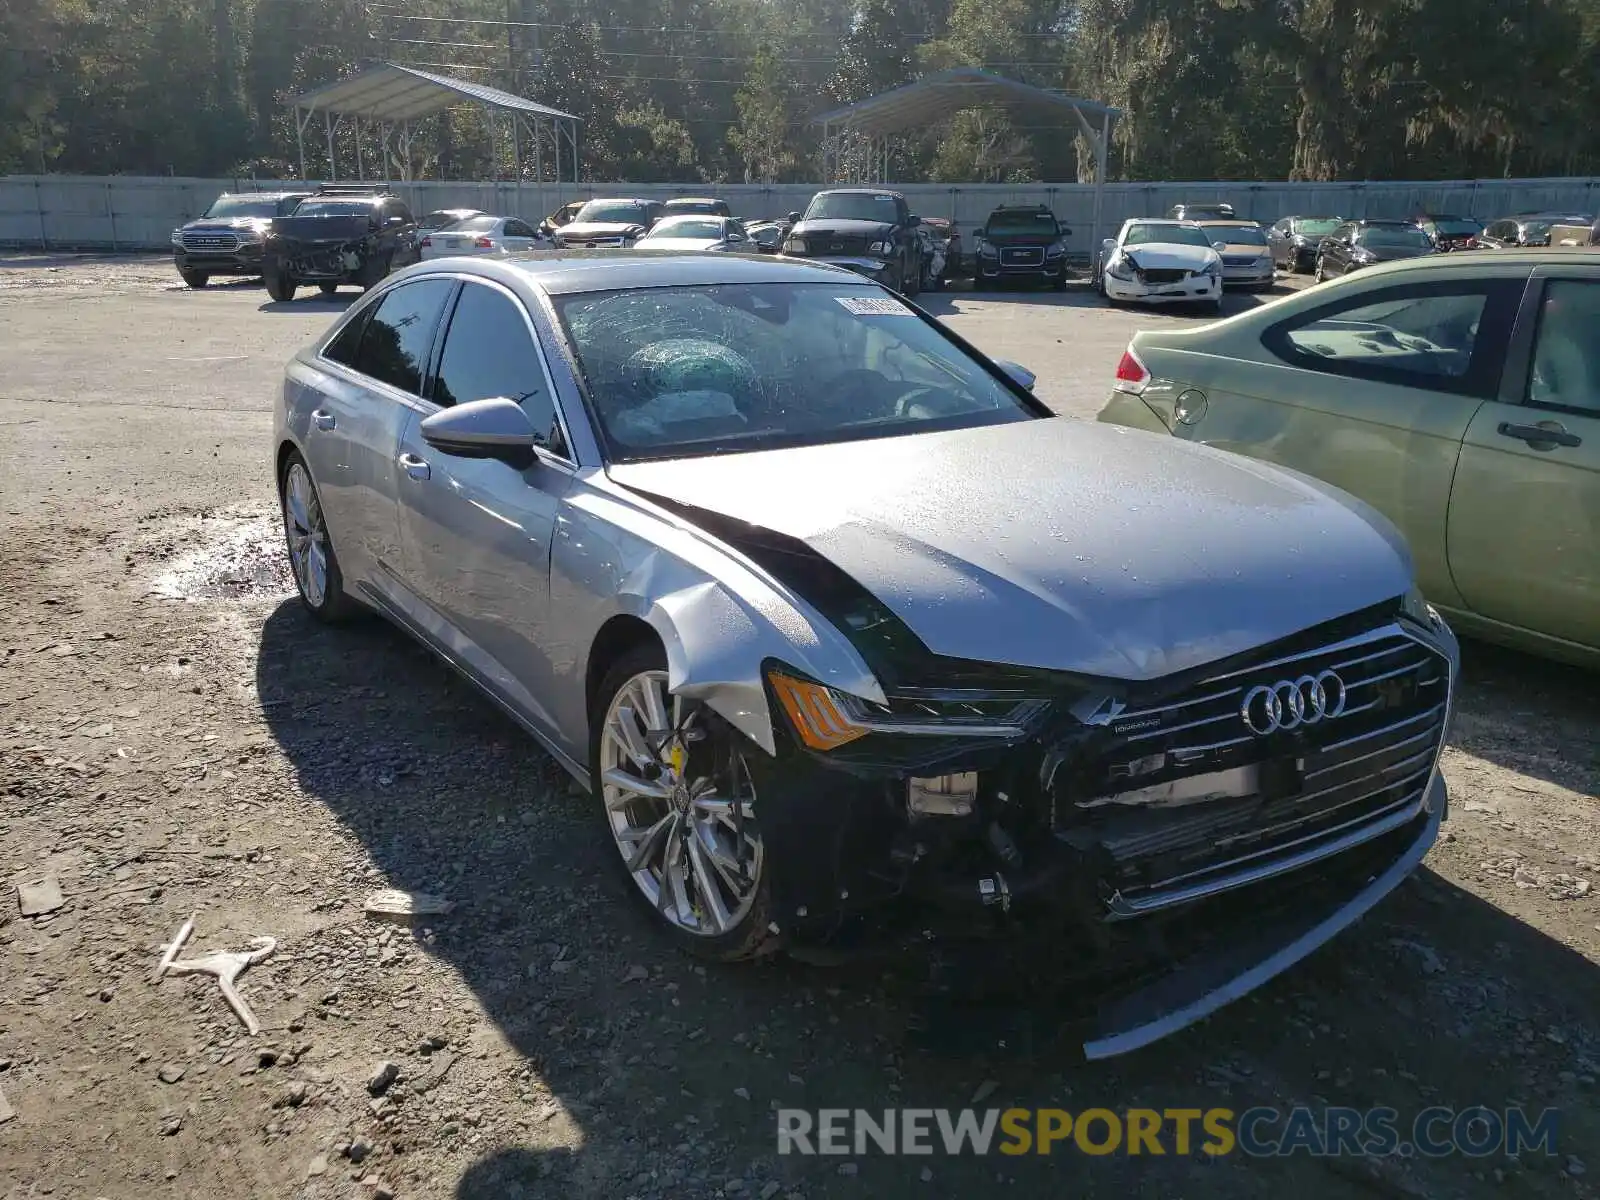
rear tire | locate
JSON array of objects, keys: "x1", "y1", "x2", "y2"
[
  {"x1": 279, "y1": 452, "x2": 358, "y2": 624},
  {"x1": 179, "y1": 269, "x2": 209, "y2": 289},
  {"x1": 1053, "y1": 274, "x2": 1069, "y2": 291},
  {"x1": 1313, "y1": 257, "x2": 1327, "y2": 284},
  {"x1": 265, "y1": 267, "x2": 298, "y2": 303}
]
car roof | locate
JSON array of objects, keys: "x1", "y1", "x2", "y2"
[
  {"x1": 814, "y1": 187, "x2": 905, "y2": 197},
  {"x1": 1125, "y1": 218, "x2": 1199, "y2": 227},
  {"x1": 221, "y1": 191, "x2": 308, "y2": 200},
  {"x1": 991, "y1": 203, "x2": 1052, "y2": 211},
  {"x1": 1195, "y1": 219, "x2": 1261, "y2": 227},
  {"x1": 663, "y1": 197, "x2": 725, "y2": 205},
  {"x1": 1356, "y1": 218, "x2": 1419, "y2": 226},
  {"x1": 578, "y1": 197, "x2": 657, "y2": 205},
  {"x1": 496, "y1": 250, "x2": 863, "y2": 294}
]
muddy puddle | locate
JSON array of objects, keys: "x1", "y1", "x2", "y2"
[{"x1": 149, "y1": 513, "x2": 295, "y2": 601}]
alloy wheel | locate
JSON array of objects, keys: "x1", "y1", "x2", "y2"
[
  {"x1": 282, "y1": 462, "x2": 329, "y2": 609},
  {"x1": 599, "y1": 669, "x2": 764, "y2": 938}
]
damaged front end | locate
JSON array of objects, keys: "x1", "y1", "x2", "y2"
[
  {"x1": 273, "y1": 236, "x2": 375, "y2": 283},
  {"x1": 708, "y1": 514, "x2": 1457, "y2": 1054}
]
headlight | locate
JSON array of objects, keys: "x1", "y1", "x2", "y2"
[
  {"x1": 977, "y1": 240, "x2": 998, "y2": 258},
  {"x1": 1105, "y1": 255, "x2": 1134, "y2": 280},
  {"x1": 1203, "y1": 259, "x2": 1223, "y2": 277},
  {"x1": 236, "y1": 228, "x2": 263, "y2": 244},
  {"x1": 1400, "y1": 586, "x2": 1445, "y2": 633},
  {"x1": 783, "y1": 237, "x2": 807, "y2": 254},
  {"x1": 170, "y1": 228, "x2": 184, "y2": 246},
  {"x1": 868, "y1": 239, "x2": 893, "y2": 255},
  {"x1": 768, "y1": 669, "x2": 1046, "y2": 752},
  {"x1": 1045, "y1": 239, "x2": 1067, "y2": 257}
]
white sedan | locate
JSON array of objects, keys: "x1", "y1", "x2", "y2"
[
  {"x1": 1094, "y1": 219, "x2": 1225, "y2": 312},
  {"x1": 419, "y1": 215, "x2": 546, "y2": 260},
  {"x1": 634, "y1": 215, "x2": 751, "y2": 252}
]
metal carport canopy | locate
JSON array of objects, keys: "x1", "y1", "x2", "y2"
[
  {"x1": 812, "y1": 67, "x2": 1121, "y2": 251},
  {"x1": 288, "y1": 61, "x2": 580, "y2": 183}
]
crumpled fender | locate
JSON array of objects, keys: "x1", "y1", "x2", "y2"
[{"x1": 557, "y1": 480, "x2": 885, "y2": 756}]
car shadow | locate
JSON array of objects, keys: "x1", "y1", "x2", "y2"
[
  {"x1": 256, "y1": 294, "x2": 357, "y2": 315},
  {"x1": 253, "y1": 598, "x2": 1600, "y2": 1198}
]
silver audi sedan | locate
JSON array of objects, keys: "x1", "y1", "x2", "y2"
[{"x1": 274, "y1": 252, "x2": 1458, "y2": 1058}]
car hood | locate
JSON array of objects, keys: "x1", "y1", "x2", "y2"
[
  {"x1": 1120, "y1": 243, "x2": 1217, "y2": 270},
  {"x1": 183, "y1": 216, "x2": 274, "y2": 233},
  {"x1": 791, "y1": 218, "x2": 892, "y2": 239},
  {"x1": 638, "y1": 237, "x2": 726, "y2": 251},
  {"x1": 606, "y1": 420, "x2": 1412, "y2": 681},
  {"x1": 559, "y1": 221, "x2": 645, "y2": 241},
  {"x1": 1212, "y1": 240, "x2": 1269, "y2": 255}
]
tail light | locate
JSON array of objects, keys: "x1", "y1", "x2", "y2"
[
  {"x1": 1113, "y1": 346, "x2": 1151, "y2": 395},
  {"x1": 474, "y1": 237, "x2": 495, "y2": 249},
  {"x1": 420, "y1": 236, "x2": 432, "y2": 247}
]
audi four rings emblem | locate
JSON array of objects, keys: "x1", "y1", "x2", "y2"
[{"x1": 1240, "y1": 670, "x2": 1348, "y2": 735}]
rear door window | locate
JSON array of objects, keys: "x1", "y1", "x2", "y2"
[
  {"x1": 1263, "y1": 280, "x2": 1522, "y2": 396},
  {"x1": 350, "y1": 278, "x2": 456, "y2": 395}
]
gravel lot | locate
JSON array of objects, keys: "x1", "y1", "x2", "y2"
[{"x1": 1, "y1": 254, "x2": 1597, "y2": 1200}]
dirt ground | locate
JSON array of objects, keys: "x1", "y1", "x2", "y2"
[{"x1": 1, "y1": 255, "x2": 1597, "y2": 1200}]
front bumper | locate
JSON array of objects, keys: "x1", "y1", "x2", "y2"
[
  {"x1": 977, "y1": 254, "x2": 1068, "y2": 280},
  {"x1": 1220, "y1": 262, "x2": 1276, "y2": 287},
  {"x1": 755, "y1": 613, "x2": 1457, "y2": 1056},
  {"x1": 173, "y1": 246, "x2": 266, "y2": 275},
  {"x1": 1105, "y1": 272, "x2": 1221, "y2": 304},
  {"x1": 272, "y1": 241, "x2": 370, "y2": 281}
]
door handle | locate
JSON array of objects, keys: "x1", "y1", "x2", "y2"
[
  {"x1": 311, "y1": 410, "x2": 336, "y2": 432},
  {"x1": 398, "y1": 452, "x2": 430, "y2": 481},
  {"x1": 1498, "y1": 421, "x2": 1581, "y2": 449}
]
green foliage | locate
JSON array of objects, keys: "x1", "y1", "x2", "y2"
[{"x1": 2, "y1": 0, "x2": 1598, "y2": 180}]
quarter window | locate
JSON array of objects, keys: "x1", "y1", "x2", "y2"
[
  {"x1": 1264, "y1": 281, "x2": 1518, "y2": 395},
  {"x1": 323, "y1": 305, "x2": 373, "y2": 368},
  {"x1": 350, "y1": 278, "x2": 455, "y2": 395},
  {"x1": 431, "y1": 282, "x2": 560, "y2": 447},
  {"x1": 1527, "y1": 280, "x2": 1600, "y2": 415}
]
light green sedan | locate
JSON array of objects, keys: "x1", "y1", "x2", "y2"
[{"x1": 1099, "y1": 251, "x2": 1600, "y2": 668}]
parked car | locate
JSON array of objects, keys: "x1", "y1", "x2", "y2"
[
  {"x1": 1098, "y1": 251, "x2": 1600, "y2": 668},
  {"x1": 1265, "y1": 215, "x2": 1344, "y2": 273},
  {"x1": 635, "y1": 215, "x2": 751, "y2": 252},
  {"x1": 262, "y1": 187, "x2": 421, "y2": 302},
  {"x1": 1094, "y1": 219, "x2": 1223, "y2": 312},
  {"x1": 537, "y1": 200, "x2": 586, "y2": 238},
  {"x1": 742, "y1": 220, "x2": 788, "y2": 253},
  {"x1": 274, "y1": 251, "x2": 1458, "y2": 1058},
  {"x1": 419, "y1": 214, "x2": 545, "y2": 260},
  {"x1": 169, "y1": 190, "x2": 311, "y2": 288},
  {"x1": 920, "y1": 217, "x2": 963, "y2": 278},
  {"x1": 661, "y1": 197, "x2": 734, "y2": 219},
  {"x1": 1313, "y1": 220, "x2": 1435, "y2": 281},
  {"x1": 1476, "y1": 213, "x2": 1594, "y2": 249},
  {"x1": 1168, "y1": 202, "x2": 1235, "y2": 221},
  {"x1": 971, "y1": 203, "x2": 1070, "y2": 290},
  {"x1": 419, "y1": 208, "x2": 487, "y2": 233},
  {"x1": 552, "y1": 198, "x2": 664, "y2": 248},
  {"x1": 781, "y1": 188, "x2": 923, "y2": 296},
  {"x1": 1413, "y1": 213, "x2": 1484, "y2": 252},
  {"x1": 1548, "y1": 217, "x2": 1600, "y2": 247},
  {"x1": 1194, "y1": 220, "x2": 1276, "y2": 290}
]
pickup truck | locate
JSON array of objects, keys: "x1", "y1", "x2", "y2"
[
  {"x1": 780, "y1": 189, "x2": 924, "y2": 296},
  {"x1": 170, "y1": 191, "x2": 311, "y2": 288},
  {"x1": 263, "y1": 189, "x2": 422, "y2": 301}
]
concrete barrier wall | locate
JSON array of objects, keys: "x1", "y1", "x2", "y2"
[{"x1": 5, "y1": 174, "x2": 1600, "y2": 253}]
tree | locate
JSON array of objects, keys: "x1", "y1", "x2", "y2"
[{"x1": 728, "y1": 46, "x2": 800, "y2": 181}]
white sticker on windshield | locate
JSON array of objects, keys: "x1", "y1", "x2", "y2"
[{"x1": 835, "y1": 296, "x2": 913, "y2": 316}]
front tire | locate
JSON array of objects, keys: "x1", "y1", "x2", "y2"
[
  {"x1": 591, "y1": 645, "x2": 775, "y2": 962},
  {"x1": 318, "y1": 282, "x2": 339, "y2": 297},
  {"x1": 1313, "y1": 257, "x2": 1327, "y2": 283},
  {"x1": 179, "y1": 269, "x2": 209, "y2": 289},
  {"x1": 280, "y1": 453, "x2": 358, "y2": 623},
  {"x1": 265, "y1": 266, "x2": 298, "y2": 303}
]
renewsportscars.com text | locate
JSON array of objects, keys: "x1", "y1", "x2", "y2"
[{"x1": 776, "y1": 1106, "x2": 1559, "y2": 1159}]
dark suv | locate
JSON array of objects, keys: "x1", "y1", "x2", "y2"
[
  {"x1": 263, "y1": 187, "x2": 422, "y2": 301},
  {"x1": 170, "y1": 191, "x2": 311, "y2": 288},
  {"x1": 781, "y1": 189, "x2": 924, "y2": 296},
  {"x1": 972, "y1": 204, "x2": 1070, "y2": 289}
]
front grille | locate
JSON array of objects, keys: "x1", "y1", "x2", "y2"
[
  {"x1": 566, "y1": 236, "x2": 626, "y2": 248},
  {"x1": 817, "y1": 235, "x2": 870, "y2": 256},
  {"x1": 1222, "y1": 255, "x2": 1262, "y2": 267},
  {"x1": 1054, "y1": 622, "x2": 1448, "y2": 918},
  {"x1": 1002, "y1": 247, "x2": 1043, "y2": 265},
  {"x1": 1139, "y1": 267, "x2": 1187, "y2": 284},
  {"x1": 182, "y1": 231, "x2": 240, "y2": 252}
]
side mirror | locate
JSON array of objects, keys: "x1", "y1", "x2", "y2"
[
  {"x1": 1100, "y1": 238, "x2": 1115, "y2": 251},
  {"x1": 420, "y1": 397, "x2": 539, "y2": 461},
  {"x1": 905, "y1": 213, "x2": 919, "y2": 224},
  {"x1": 787, "y1": 211, "x2": 802, "y2": 224},
  {"x1": 994, "y1": 360, "x2": 1036, "y2": 391}
]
